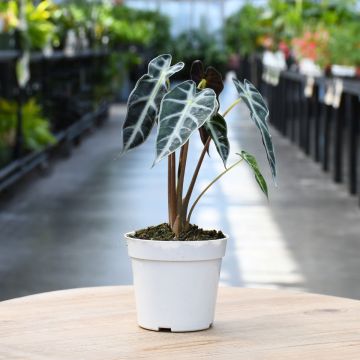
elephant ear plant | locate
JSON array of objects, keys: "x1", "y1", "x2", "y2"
[{"x1": 122, "y1": 54, "x2": 276, "y2": 239}]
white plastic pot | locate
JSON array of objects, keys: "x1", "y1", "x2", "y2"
[
  {"x1": 331, "y1": 64, "x2": 356, "y2": 78},
  {"x1": 125, "y1": 233, "x2": 228, "y2": 332},
  {"x1": 299, "y1": 58, "x2": 323, "y2": 77}
]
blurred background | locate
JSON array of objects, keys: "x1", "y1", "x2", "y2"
[{"x1": 0, "y1": 0, "x2": 360, "y2": 301}]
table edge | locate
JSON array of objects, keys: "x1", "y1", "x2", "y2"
[{"x1": 1, "y1": 285, "x2": 359, "y2": 306}]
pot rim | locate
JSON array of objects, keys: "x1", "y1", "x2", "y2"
[{"x1": 124, "y1": 231, "x2": 229, "y2": 244}]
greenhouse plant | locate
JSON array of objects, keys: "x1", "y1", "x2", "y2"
[
  {"x1": 0, "y1": 98, "x2": 55, "y2": 166},
  {"x1": 328, "y1": 23, "x2": 360, "y2": 77},
  {"x1": 1, "y1": 0, "x2": 56, "y2": 51},
  {"x1": 121, "y1": 54, "x2": 276, "y2": 332}
]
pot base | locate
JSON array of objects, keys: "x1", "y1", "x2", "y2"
[{"x1": 139, "y1": 322, "x2": 213, "y2": 333}]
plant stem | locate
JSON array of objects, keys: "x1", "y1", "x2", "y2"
[
  {"x1": 187, "y1": 158, "x2": 244, "y2": 223},
  {"x1": 172, "y1": 152, "x2": 177, "y2": 224},
  {"x1": 182, "y1": 137, "x2": 211, "y2": 220},
  {"x1": 222, "y1": 98, "x2": 242, "y2": 118},
  {"x1": 172, "y1": 142, "x2": 189, "y2": 235},
  {"x1": 176, "y1": 142, "x2": 189, "y2": 214},
  {"x1": 169, "y1": 152, "x2": 177, "y2": 226},
  {"x1": 167, "y1": 155, "x2": 171, "y2": 225}
]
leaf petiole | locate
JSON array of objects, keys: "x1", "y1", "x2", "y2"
[
  {"x1": 186, "y1": 157, "x2": 244, "y2": 223},
  {"x1": 197, "y1": 79, "x2": 207, "y2": 89},
  {"x1": 222, "y1": 98, "x2": 242, "y2": 118}
]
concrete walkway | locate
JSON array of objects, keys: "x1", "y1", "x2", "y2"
[{"x1": 1, "y1": 79, "x2": 360, "y2": 301}]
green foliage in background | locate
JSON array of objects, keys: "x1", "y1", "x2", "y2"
[
  {"x1": 172, "y1": 23, "x2": 227, "y2": 76},
  {"x1": 328, "y1": 23, "x2": 360, "y2": 66},
  {"x1": 101, "y1": 6, "x2": 153, "y2": 46},
  {"x1": 0, "y1": 98, "x2": 55, "y2": 153},
  {"x1": 225, "y1": 3, "x2": 265, "y2": 56},
  {"x1": 0, "y1": 1, "x2": 18, "y2": 33},
  {"x1": 302, "y1": 0, "x2": 358, "y2": 27},
  {"x1": 224, "y1": 0, "x2": 360, "y2": 63},
  {"x1": 97, "y1": 5, "x2": 171, "y2": 52},
  {"x1": 26, "y1": 0, "x2": 56, "y2": 49},
  {"x1": 0, "y1": 0, "x2": 56, "y2": 50},
  {"x1": 0, "y1": 0, "x2": 171, "y2": 53},
  {"x1": 50, "y1": 2, "x2": 170, "y2": 52}
]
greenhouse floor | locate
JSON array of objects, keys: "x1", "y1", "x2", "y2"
[{"x1": 1, "y1": 77, "x2": 360, "y2": 301}]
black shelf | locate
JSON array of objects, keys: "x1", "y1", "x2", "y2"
[
  {"x1": 281, "y1": 70, "x2": 360, "y2": 97},
  {"x1": 0, "y1": 49, "x2": 109, "y2": 63},
  {"x1": 0, "y1": 46, "x2": 116, "y2": 193},
  {"x1": 0, "y1": 101, "x2": 110, "y2": 193},
  {"x1": 242, "y1": 56, "x2": 360, "y2": 206}
]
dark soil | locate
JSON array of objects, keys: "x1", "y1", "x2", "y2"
[{"x1": 131, "y1": 223, "x2": 225, "y2": 241}]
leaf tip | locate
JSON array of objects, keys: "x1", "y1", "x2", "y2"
[
  {"x1": 118, "y1": 146, "x2": 126, "y2": 159},
  {"x1": 151, "y1": 156, "x2": 161, "y2": 168}
]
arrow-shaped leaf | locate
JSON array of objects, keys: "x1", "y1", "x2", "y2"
[
  {"x1": 204, "y1": 113, "x2": 230, "y2": 167},
  {"x1": 239, "y1": 151, "x2": 268, "y2": 198},
  {"x1": 233, "y1": 78, "x2": 276, "y2": 180},
  {"x1": 122, "y1": 54, "x2": 184, "y2": 154},
  {"x1": 154, "y1": 80, "x2": 218, "y2": 164}
]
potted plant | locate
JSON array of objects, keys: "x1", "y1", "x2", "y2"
[{"x1": 121, "y1": 54, "x2": 276, "y2": 332}]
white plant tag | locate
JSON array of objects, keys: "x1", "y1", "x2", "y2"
[
  {"x1": 333, "y1": 79, "x2": 343, "y2": 109},
  {"x1": 16, "y1": 52, "x2": 30, "y2": 88},
  {"x1": 324, "y1": 83, "x2": 334, "y2": 105},
  {"x1": 304, "y1": 76, "x2": 315, "y2": 98}
]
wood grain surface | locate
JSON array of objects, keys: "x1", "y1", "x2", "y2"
[{"x1": 0, "y1": 286, "x2": 359, "y2": 359}]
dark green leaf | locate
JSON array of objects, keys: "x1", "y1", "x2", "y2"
[
  {"x1": 122, "y1": 54, "x2": 184, "y2": 154},
  {"x1": 233, "y1": 78, "x2": 276, "y2": 181},
  {"x1": 239, "y1": 151, "x2": 268, "y2": 198},
  {"x1": 204, "y1": 113, "x2": 230, "y2": 167},
  {"x1": 154, "y1": 80, "x2": 218, "y2": 164}
]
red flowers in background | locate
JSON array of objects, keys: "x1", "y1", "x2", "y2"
[{"x1": 292, "y1": 30, "x2": 329, "y2": 66}]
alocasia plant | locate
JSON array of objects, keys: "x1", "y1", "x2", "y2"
[{"x1": 122, "y1": 54, "x2": 276, "y2": 237}]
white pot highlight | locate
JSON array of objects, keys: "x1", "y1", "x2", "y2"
[{"x1": 126, "y1": 233, "x2": 228, "y2": 332}]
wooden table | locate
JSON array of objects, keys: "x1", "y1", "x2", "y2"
[{"x1": 0, "y1": 286, "x2": 359, "y2": 359}]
